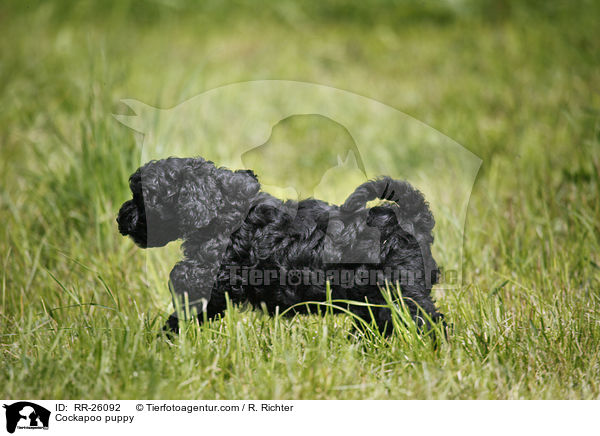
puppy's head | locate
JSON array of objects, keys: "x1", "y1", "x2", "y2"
[{"x1": 117, "y1": 157, "x2": 261, "y2": 248}]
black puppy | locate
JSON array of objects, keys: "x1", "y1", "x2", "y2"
[{"x1": 117, "y1": 157, "x2": 443, "y2": 335}]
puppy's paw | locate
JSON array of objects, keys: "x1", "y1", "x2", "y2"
[{"x1": 162, "y1": 313, "x2": 181, "y2": 340}]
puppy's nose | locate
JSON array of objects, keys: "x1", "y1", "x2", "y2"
[{"x1": 117, "y1": 199, "x2": 140, "y2": 236}]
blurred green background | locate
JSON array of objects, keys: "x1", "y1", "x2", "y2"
[{"x1": 1, "y1": 0, "x2": 599, "y2": 399}]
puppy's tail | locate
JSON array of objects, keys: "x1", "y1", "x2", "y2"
[{"x1": 341, "y1": 177, "x2": 435, "y2": 238}]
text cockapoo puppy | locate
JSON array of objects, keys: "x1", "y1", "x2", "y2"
[{"x1": 117, "y1": 157, "x2": 443, "y2": 335}]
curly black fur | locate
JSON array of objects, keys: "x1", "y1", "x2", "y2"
[{"x1": 117, "y1": 157, "x2": 443, "y2": 335}]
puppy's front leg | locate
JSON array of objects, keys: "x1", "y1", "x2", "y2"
[{"x1": 163, "y1": 259, "x2": 217, "y2": 333}]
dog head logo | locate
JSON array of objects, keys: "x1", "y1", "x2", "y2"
[{"x1": 3, "y1": 402, "x2": 50, "y2": 433}]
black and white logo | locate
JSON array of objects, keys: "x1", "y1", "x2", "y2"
[{"x1": 3, "y1": 402, "x2": 50, "y2": 433}]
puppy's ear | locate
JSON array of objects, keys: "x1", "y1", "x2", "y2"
[
  {"x1": 178, "y1": 165, "x2": 260, "y2": 233},
  {"x1": 226, "y1": 169, "x2": 261, "y2": 201},
  {"x1": 216, "y1": 168, "x2": 261, "y2": 222}
]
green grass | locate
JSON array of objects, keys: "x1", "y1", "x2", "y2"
[{"x1": 1, "y1": 0, "x2": 600, "y2": 399}]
